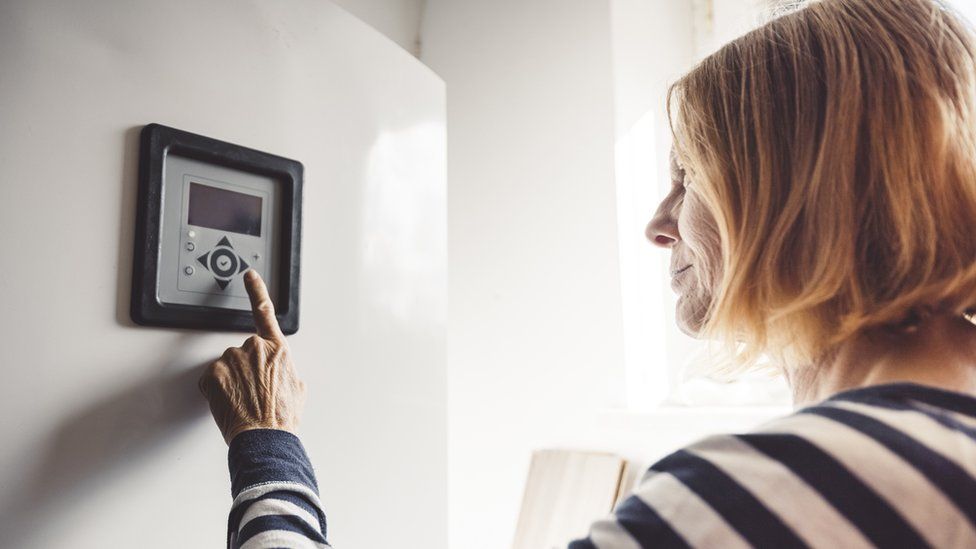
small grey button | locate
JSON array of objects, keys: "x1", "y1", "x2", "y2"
[
  {"x1": 184, "y1": 266, "x2": 194, "y2": 276},
  {"x1": 185, "y1": 242, "x2": 196, "y2": 252}
]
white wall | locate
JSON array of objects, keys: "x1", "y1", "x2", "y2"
[
  {"x1": 694, "y1": 0, "x2": 771, "y2": 57},
  {"x1": 332, "y1": 0, "x2": 427, "y2": 56},
  {"x1": 0, "y1": 1, "x2": 446, "y2": 547},
  {"x1": 422, "y1": 1, "x2": 783, "y2": 547},
  {"x1": 421, "y1": 1, "x2": 624, "y2": 546}
]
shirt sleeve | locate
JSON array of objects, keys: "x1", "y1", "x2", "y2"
[{"x1": 226, "y1": 429, "x2": 331, "y2": 548}]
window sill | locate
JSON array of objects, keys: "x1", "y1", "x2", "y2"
[{"x1": 598, "y1": 404, "x2": 791, "y2": 419}]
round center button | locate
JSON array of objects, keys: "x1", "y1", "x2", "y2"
[{"x1": 209, "y1": 248, "x2": 238, "y2": 278}]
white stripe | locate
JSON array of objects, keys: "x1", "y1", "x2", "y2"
[
  {"x1": 239, "y1": 529, "x2": 329, "y2": 549},
  {"x1": 586, "y1": 516, "x2": 642, "y2": 549},
  {"x1": 232, "y1": 481, "x2": 324, "y2": 513},
  {"x1": 911, "y1": 399, "x2": 976, "y2": 430},
  {"x1": 238, "y1": 497, "x2": 322, "y2": 536},
  {"x1": 759, "y1": 412, "x2": 976, "y2": 547},
  {"x1": 945, "y1": 409, "x2": 976, "y2": 430},
  {"x1": 632, "y1": 470, "x2": 749, "y2": 549},
  {"x1": 685, "y1": 436, "x2": 873, "y2": 549},
  {"x1": 828, "y1": 400, "x2": 976, "y2": 480}
]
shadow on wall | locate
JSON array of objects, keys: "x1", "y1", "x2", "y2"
[
  {"x1": 0, "y1": 344, "x2": 210, "y2": 547},
  {"x1": 0, "y1": 128, "x2": 212, "y2": 545}
]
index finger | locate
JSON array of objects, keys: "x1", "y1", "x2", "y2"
[{"x1": 243, "y1": 269, "x2": 285, "y2": 342}]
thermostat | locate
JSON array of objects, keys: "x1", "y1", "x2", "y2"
[{"x1": 131, "y1": 123, "x2": 302, "y2": 334}]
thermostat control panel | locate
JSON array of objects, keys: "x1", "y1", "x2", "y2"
[{"x1": 131, "y1": 123, "x2": 302, "y2": 334}]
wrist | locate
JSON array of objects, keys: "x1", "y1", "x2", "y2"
[{"x1": 225, "y1": 422, "x2": 298, "y2": 446}]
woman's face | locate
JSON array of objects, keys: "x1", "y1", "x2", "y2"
[{"x1": 646, "y1": 149, "x2": 722, "y2": 336}]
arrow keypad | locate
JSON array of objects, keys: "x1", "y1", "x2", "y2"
[{"x1": 195, "y1": 235, "x2": 250, "y2": 290}]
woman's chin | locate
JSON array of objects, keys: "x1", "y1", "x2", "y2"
[{"x1": 675, "y1": 294, "x2": 708, "y2": 338}]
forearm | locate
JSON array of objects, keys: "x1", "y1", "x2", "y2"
[{"x1": 227, "y1": 429, "x2": 330, "y2": 548}]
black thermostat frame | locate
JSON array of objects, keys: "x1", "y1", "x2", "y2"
[{"x1": 131, "y1": 123, "x2": 303, "y2": 334}]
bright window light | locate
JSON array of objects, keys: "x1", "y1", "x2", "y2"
[
  {"x1": 615, "y1": 109, "x2": 670, "y2": 411},
  {"x1": 952, "y1": 0, "x2": 976, "y2": 24}
]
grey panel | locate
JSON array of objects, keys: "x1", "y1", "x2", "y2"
[{"x1": 157, "y1": 154, "x2": 280, "y2": 311}]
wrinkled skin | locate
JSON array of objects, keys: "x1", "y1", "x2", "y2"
[
  {"x1": 646, "y1": 149, "x2": 722, "y2": 336},
  {"x1": 198, "y1": 270, "x2": 306, "y2": 445}
]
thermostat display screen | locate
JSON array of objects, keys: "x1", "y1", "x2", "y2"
[{"x1": 187, "y1": 182, "x2": 263, "y2": 236}]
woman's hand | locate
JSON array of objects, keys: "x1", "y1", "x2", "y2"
[{"x1": 198, "y1": 270, "x2": 306, "y2": 445}]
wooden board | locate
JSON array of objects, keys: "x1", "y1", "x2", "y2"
[{"x1": 512, "y1": 449, "x2": 627, "y2": 549}]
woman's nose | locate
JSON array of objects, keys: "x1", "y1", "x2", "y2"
[{"x1": 646, "y1": 208, "x2": 679, "y2": 248}]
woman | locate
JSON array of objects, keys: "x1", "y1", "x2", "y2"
[
  {"x1": 572, "y1": 0, "x2": 976, "y2": 546},
  {"x1": 200, "y1": 0, "x2": 976, "y2": 547}
]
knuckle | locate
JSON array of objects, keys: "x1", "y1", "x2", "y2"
[
  {"x1": 210, "y1": 362, "x2": 237, "y2": 387},
  {"x1": 245, "y1": 334, "x2": 263, "y2": 348},
  {"x1": 199, "y1": 361, "x2": 223, "y2": 395}
]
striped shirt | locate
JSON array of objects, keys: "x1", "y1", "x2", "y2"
[
  {"x1": 570, "y1": 382, "x2": 976, "y2": 548},
  {"x1": 227, "y1": 429, "x2": 330, "y2": 548}
]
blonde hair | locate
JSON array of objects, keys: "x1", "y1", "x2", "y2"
[{"x1": 669, "y1": 0, "x2": 976, "y2": 373}]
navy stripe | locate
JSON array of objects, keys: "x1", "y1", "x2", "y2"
[
  {"x1": 805, "y1": 406, "x2": 976, "y2": 529},
  {"x1": 237, "y1": 513, "x2": 327, "y2": 546},
  {"x1": 828, "y1": 383, "x2": 976, "y2": 419},
  {"x1": 830, "y1": 393, "x2": 976, "y2": 444},
  {"x1": 229, "y1": 489, "x2": 327, "y2": 541},
  {"x1": 737, "y1": 432, "x2": 928, "y2": 547},
  {"x1": 567, "y1": 536, "x2": 599, "y2": 549},
  {"x1": 613, "y1": 494, "x2": 690, "y2": 548},
  {"x1": 650, "y1": 450, "x2": 808, "y2": 548}
]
